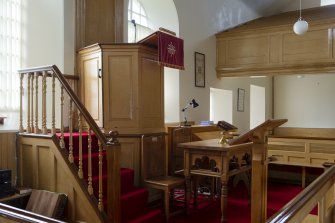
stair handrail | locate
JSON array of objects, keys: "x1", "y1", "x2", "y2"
[
  {"x1": 18, "y1": 65, "x2": 108, "y2": 145},
  {"x1": 18, "y1": 65, "x2": 121, "y2": 223},
  {"x1": 266, "y1": 163, "x2": 335, "y2": 223},
  {"x1": 0, "y1": 203, "x2": 66, "y2": 223}
]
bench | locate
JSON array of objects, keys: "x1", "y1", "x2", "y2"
[{"x1": 268, "y1": 131, "x2": 335, "y2": 187}]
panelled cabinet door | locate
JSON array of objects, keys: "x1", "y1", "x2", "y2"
[{"x1": 78, "y1": 50, "x2": 103, "y2": 127}]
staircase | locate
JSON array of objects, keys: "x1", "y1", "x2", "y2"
[
  {"x1": 17, "y1": 65, "x2": 163, "y2": 222},
  {"x1": 62, "y1": 132, "x2": 163, "y2": 222}
]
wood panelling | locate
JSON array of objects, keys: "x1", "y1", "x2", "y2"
[
  {"x1": 282, "y1": 29, "x2": 332, "y2": 63},
  {"x1": 268, "y1": 137, "x2": 335, "y2": 165},
  {"x1": 216, "y1": 5, "x2": 335, "y2": 77},
  {"x1": 226, "y1": 36, "x2": 269, "y2": 65},
  {"x1": 78, "y1": 51, "x2": 103, "y2": 127},
  {"x1": 75, "y1": 0, "x2": 124, "y2": 49},
  {"x1": 0, "y1": 132, "x2": 17, "y2": 186},
  {"x1": 119, "y1": 137, "x2": 141, "y2": 186},
  {"x1": 18, "y1": 136, "x2": 103, "y2": 223}
]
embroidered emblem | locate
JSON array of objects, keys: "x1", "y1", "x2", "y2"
[{"x1": 167, "y1": 42, "x2": 176, "y2": 56}]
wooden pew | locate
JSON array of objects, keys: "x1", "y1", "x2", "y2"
[{"x1": 268, "y1": 127, "x2": 335, "y2": 188}]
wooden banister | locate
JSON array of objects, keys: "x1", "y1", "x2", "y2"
[
  {"x1": 17, "y1": 65, "x2": 121, "y2": 222},
  {"x1": 267, "y1": 164, "x2": 335, "y2": 223}
]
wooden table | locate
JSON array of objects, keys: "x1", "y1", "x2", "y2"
[{"x1": 178, "y1": 139, "x2": 253, "y2": 222}]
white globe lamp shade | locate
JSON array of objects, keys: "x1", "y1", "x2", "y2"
[{"x1": 293, "y1": 19, "x2": 308, "y2": 35}]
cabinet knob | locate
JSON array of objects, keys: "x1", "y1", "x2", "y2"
[{"x1": 98, "y1": 69, "x2": 102, "y2": 78}]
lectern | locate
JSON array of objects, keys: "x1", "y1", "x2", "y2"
[
  {"x1": 230, "y1": 119, "x2": 288, "y2": 223},
  {"x1": 178, "y1": 119, "x2": 287, "y2": 222}
]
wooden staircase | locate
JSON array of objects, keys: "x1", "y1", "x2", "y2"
[
  {"x1": 62, "y1": 132, "x2": 163, "y2": 222},
  {"x1": 15, "y1": 65, "x2": 161, "y2": 222}
]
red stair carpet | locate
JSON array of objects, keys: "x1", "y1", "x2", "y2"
[{"x1": 60, "y1": 133, "x2": 163, "y2": 223}]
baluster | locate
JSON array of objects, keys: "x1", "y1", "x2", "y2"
[
  {"x1": 51, "y1": 74, "x2": 56, "y2": 134},
  {"x1": 26, "y1": 73, "x2": 31, "y2": 133},
  {"x1": 42, "y1": 71, "x2": 47, "y2": 134},
  {"x1": 34, "y1": 72, "x2": 39, "y2": 133},
  {"x1": 30, "y1": 73, "x2": 35, "y2": 133},
  {"x1": 98, "y1": 140, "x2": 103, "y2": 212},
  {"x1": 59, "y1": 86, "x2": 65, "y2": 149},
  {"x1": 19, "y1": 73, "x2": 24, "y2": 133},
  {"x1": 87, "y1": 128, "x2": 93, "y2": 195},
  {"x1": 68, "y1": 100, "x2": 74, "y2": 163},
  {"x1": 78, "y1": 111, "x2": 83, "y2": 179}
]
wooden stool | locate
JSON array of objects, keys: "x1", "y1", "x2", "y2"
[{"x1": 144, "y1": 176, "x2": 185, "y2": 222}]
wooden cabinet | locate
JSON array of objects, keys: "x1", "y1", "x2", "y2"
[
  {"x1": 216, "y1": 6, "x2": 335, "y2": 77},
  {"x1": 78, "y1": 43, "x2": 165, "y2": 134}
]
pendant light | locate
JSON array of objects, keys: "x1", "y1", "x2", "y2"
[{"x1": 293, "y1": 0, "x2": 308, "y2": 35}]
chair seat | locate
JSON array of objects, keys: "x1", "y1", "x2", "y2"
[
  {"x1": 144, "y1": 176, "x2": 185, "y2": 222},
  {"x1": 144, "y1": 176, "x2": 185, "y2": 188}
]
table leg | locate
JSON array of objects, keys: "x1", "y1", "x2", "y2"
[{"x1": 221, "y1": 181, "x2": 228, "y2": 223}]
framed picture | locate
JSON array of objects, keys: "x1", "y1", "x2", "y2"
[
  {"x1": 195, "y1": 52, "x2": 205, "y2": 87},
  {"x1": 237, "y1": 88, "x2": 245, "y2": 112}
]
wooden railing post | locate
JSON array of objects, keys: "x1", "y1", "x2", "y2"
[
  {"x1": 42, "y1": 71, "x2": 47, "y2": 134},
  {"x1": 19, "y1": 73, "x2": 24, "y2": 133},
  {"x1": 106, "y1": 131, "x2": 121, "y2": 223},
  {"x1": 34, "y1": 72, "x2": 39, "y2": 133}
]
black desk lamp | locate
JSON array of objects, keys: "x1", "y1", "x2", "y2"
[{"x1": 181, "y1": 99, "x2": 199, "y2": 126}]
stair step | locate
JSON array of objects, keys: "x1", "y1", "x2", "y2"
[
  {"x1": 73, "y1": 151, "x2": 107, "y2": 180},
  {"x1": 121, "y1": 168, "x2": 135, "y2": 194},
  {"x1": 126, "y1": 208, "x2": 163, "y2": 223},
  {"x1": 121, "y1": 188, "x2": 149, "y2": 222},
  {"x1": 60, "y1": 133, "x2": 161, "y2": 223}
]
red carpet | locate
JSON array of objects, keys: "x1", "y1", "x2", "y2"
[
  {"x1": 170, "y1": 181, "x2": 316, "y2": 223},
  {"x1": 59, "y1": 133, "x2": 316, "y2": 223},
  {"x1": 59, "y1": 133, "x2": 163, "y2": 223}
]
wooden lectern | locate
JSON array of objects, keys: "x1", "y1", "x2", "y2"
[
  {"x1": 229, "y1": 119, "x2": 288, "y2": 223},
  {"x1": 178, "y1": 119, "x2": 287, "y2": 223},
  {"x1": 178, "y1": 139, "x2": 253, "y2": 222}
]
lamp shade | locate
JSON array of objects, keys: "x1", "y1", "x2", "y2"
[{"x1": 293, "y1": 19, "x2": 308, "y2": 35}]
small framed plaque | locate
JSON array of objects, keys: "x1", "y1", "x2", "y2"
[
  {"x1": 195, "y1": 52, "x2": 205, "y2": 87},
  {"x1": 237, "y1": 88, "x2": 245, "y2": 112}
]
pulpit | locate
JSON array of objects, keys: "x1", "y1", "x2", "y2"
[{"x1": 77, "y1": 31, "x2": 184, "y2": 189}]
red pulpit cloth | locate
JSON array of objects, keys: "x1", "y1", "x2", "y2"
[{"x1": 157, "y1": 32, "x2": 184, "y2": 70}]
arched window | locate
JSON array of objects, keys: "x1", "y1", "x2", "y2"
[{"x1": 128, "y1": 0, "x2": 153, "y2": 42}]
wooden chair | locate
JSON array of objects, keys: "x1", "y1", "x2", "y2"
[
  {"x1": 142, "y1": 133, "x2": 186, "y2": 222},
  {"x1": 170, "y1": 127, "x2": 192, "y2": 176}
]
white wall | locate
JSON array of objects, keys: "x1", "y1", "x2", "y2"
[
  {"x1": 22, "y1": 0, "x2": 63, "y2": 71},
  {"x1": 274, "y1": 74, "x2": 335, "y2": 128},
  {"x1": 173, "y1": 0, "x2": 276, "y2": 126},
  {"x1": 172, "y1": 0, "x2": 321, "y2": 128}
]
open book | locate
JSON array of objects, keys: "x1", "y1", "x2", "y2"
[{"x1": 217, "y1": 120, "x2": 238, "y2": 132}]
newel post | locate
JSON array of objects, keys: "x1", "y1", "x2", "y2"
[
  {"x1": 106, "y1": 131, "x2": 121, "y2": 223},
  {"x1": 251, "y1": 131, "x2": 268, "y2": 223}
]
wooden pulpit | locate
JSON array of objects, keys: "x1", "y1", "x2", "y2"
[{"x1": 229, "y1": 119, "x2": 288, "y2": 223}]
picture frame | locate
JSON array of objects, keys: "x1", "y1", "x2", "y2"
[
  {"x1": 195, "y1": 52, "x2": 205, "y2": 87},
  {"x1": 237, "y1": 88, "x2": 245, "y2": 112}
]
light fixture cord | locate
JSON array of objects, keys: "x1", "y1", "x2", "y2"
[{"x1": 299, "y1": 0, "x2": 302, "y2": 19}]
